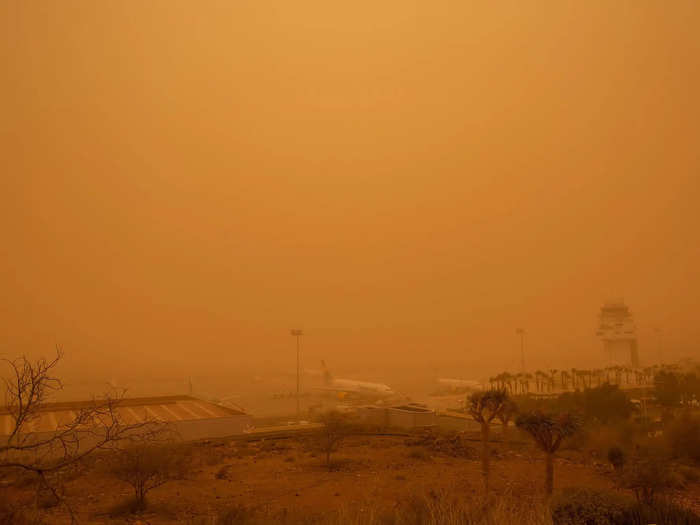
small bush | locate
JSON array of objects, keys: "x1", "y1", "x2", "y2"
[
  {"x1": 215, "y1": 465, "x2": 231, "y2": 480},
  {"x1": 407, "y1": 448, "x2": 432, "y2": 461},
  {"x1": 551, "y1": 487, "x2": 628, "y2": 525},
  {"x1": 620, "y1": 455, "x2": 684, "y2": 505},
  {"x1": 677, "y1": 464, "x2": 700, "y2": 483},
  {"x1": 108, "y1": 442, "x2": 190, "y2": 511},
  {"x1": 0, "y1": 490, "x2": 47, "y2": 525},
  {"x1": 326, "y1": 489, "x2": 550, "y2": 525},
  {"x1": 583, "y1": 421, "x2": 640, "y2": 460},
  {"x1": 623, "y1": 500, "x2": 700, "y2": 525},
  {"x1": 607, "y1": 447, "x2": 625, "y2": 471},
  {"x1": 314, "y1": 410, "x2": 353, "y2": 469},
  {"x1": 666, "y1": 413, "x2": 700, "y2": 462},
  {"x1": 552, "y1": 491, "x2": 700, "y2": 525},
  {"x1": 217, "y1": 504, "x2": 259, "y2": 524}
]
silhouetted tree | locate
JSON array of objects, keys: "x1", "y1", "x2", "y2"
[
  {"x1": 109, "y1": 442, "x2": 189, "y2": 511},
  {"x1": 469, "y1": 389, "x2": 508, "y2": 492},
  {"x1": 654, "y1": 371, "x2": 682, "y2": 406},
  {"x1": 315, "y1": 410, "x2": 352, "y2": 469},
  {"x1": 607, "y1": 446, "x2": 625, "y2": 472},
  {"x1": 0, "y1": 348, "x2": 166, "y2": 519},
  {"x1": 620, "y1": 455, "x2": 678, "y2": 505},
  {"x1": 583, "y1": 384, "x2": 633, "y2": 423},
  {"x1": 516, "y1": 411, "x2": 580, "y2": 495}
]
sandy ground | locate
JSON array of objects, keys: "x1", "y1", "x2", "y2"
[{"x1": 7, "y1": 432, "x2": 699, "y2": 524}]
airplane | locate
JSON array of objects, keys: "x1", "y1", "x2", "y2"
[{"x1": 308, "y1": 360, "x2": 396, "y2": 398}]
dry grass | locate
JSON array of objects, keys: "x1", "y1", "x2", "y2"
[
  {"x1": 195, "y1": 489, "x2": 552, "y2": 525},
  {"x1": 328, "y1": 489, "x2": 552, "y2": 525}
]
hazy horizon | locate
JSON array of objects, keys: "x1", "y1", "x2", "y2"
[{"x1": 3, "y1": 1, "x2": 699, "y2": 386}]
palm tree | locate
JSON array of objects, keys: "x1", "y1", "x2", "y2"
[
  {"x1": 535, "y1": 370, "x2": 544, "y2": 392},
  {"x1": 513, "y1": 373, "x2": 522, "y2": 394},
  {"x1": 594, "y1": 369, "x2": 602, "y2": 386},
  {"x1": 469, "y1": 389, "x2": 509, "y2": 493},
  {"x1": 614, "y1": 366, "x2": 622, "y2": 385},
  {"x1": 560, "y1": 370, "x2": 569, "y2": 390},
  {"x1": 516, "y1": 411, "x2": 581, "y2": 495}
]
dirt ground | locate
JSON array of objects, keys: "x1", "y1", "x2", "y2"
[{"x1": 8, "y1": 431, "x2": 700, "y2": 524}]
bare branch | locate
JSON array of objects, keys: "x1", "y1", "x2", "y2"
[{"x1": 0, "y1": 349, "x2": 174, "y2": 516}]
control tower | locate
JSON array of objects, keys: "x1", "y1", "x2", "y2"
[{"x1": 596, "y1": 300, "x2": 639, "y2": 367}]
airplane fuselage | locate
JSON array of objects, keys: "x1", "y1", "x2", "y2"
[{"x1": 330, "y1": 378, "x2": 395, "y2": 396}]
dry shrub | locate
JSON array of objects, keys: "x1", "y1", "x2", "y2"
[
  {"x1": 234, "y1": 441, "x2": 256, "y2": 459},
  {"x1": 666, "y1": 413, "x2": 700, "y2": 463},
  {"x1": 108, "y1": 442, "x2": 191, "y2": 512},
  {"x1": 550, "y1": 487, "x2": 700, "y2": 525},
  {"x1": 551, "y1": 488, "x2": 628, "y2": 525},
  {"x1": 581, "y1": 421, "x2": 640, "y2": 461},
  {"x1": 620, "y1": 455, "x2": 685, "y2": 505},
  {"x1": 314, "y1": 410, "x2": 353, "y2": 469},
  {"x1": 215, "y1": 464, "x2": 231, "y2": 480},
  {"x1": 325, "y1": 489, "x2": 550, "y2": 525},
  {"x1": 607, "y1": 447, "x2": 625, "y2": 471},
  {"x1": 677, "y1": 464, "x2": 700, "y2": 484},
  {"x1": 407, "y1": 448, "x2": 432, "y2": 461},
  {"x1": 404, "y1": 429, "x2": 476, "y2": 458},
  {"x1": 196, "y1": 489, "x2": 700, "y2": 525},
  {"x1": 0, "y1": 489, "x2": 47, "y2": 525},
  {"x1": 216, "y1": 503, "x2": 259, "y2": 524}
]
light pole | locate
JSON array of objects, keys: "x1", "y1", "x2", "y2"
[
  {"x1": 516, "y1": 328, "x2": 525, "y2": 372},
  {"x1": 290, "y1": 329, "x2": 303, "y2": 423}
]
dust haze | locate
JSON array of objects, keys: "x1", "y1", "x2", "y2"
[
  {"x1": 2, "y1": 1, "x2": 699, "y2": 393},
  {"x1": 5, "y1": 2, "x2": 700, "y2": 524}
]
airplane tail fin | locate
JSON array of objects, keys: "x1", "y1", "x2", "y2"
[{"x1": 321, "y1": 360, "x2": 333, "y2": 385}]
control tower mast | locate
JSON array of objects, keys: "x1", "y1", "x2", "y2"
[{"x1": 596, "y1": 299, "x2": 639, "y2": 367}]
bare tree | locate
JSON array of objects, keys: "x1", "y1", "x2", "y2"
[
  {"x1": 468, "y1": 389, "x2": 508, "y2": 492},
  {"x1": 516, "y1": 411, "x2": 580, "y2": 495},
  {"x1": 108, "y1": 442, "x2": 189, "y2": 511},
  {"x1": 619, "y1": 453, "x2": 679, "y2": 506},
  {"x1": 1, "y1": 348, "x2": 167, "y2": 519},
  {"x1": 315, "y1": 410, "x2": 352, "y2": 470}
]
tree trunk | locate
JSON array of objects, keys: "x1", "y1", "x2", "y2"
[
  {"x1": 131, "y1": 480, "x2": 149, "y2": 511},
  {"x1": 545, "y1": 452, "x2": 554, "y2": 495},
  {"x1": 481, "y1": 422, "x2": 490, "y2": 493}
]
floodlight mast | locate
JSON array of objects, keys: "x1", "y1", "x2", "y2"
[{"x1": 290, "y1": 329, "x2": 303, "y2": 423}]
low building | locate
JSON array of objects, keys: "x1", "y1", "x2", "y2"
[
  {"x1": 357, "y1": 403, "x2": 436, "y2": 429},
  {"x1": 0, "y1": 395, "x2": 253, "y2": 443}
]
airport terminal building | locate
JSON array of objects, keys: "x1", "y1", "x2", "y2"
[{"x1": 0, "y1": 395, "x2": 253, "y2": 443}]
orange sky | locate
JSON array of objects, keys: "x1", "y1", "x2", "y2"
[{"x1": 2, "y1": 1, "x2": 699, "y2": 381}]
